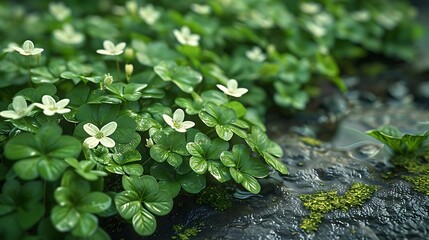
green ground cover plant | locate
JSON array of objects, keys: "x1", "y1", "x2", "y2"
[{"x1": 0, "y1": 0, "x2": 421, "y2": 239}]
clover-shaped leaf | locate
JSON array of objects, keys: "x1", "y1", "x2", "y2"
[
  {"x1": 150, "y1": 162, "x2": 206, "y2": 198},
  {"x1": 105, "y1": 83, "x2": 148, "y2": 101},
  {"x1": 220, "y1": 144, "x2": 268, "y2": 193},
  {"x1": 198, "y1": 102, "x2": 246, "y2": 141},
  {"x1": 154, "y1": 61, "x2": 202, "y2": 93},
  {"x1": 5, "y1": 124, "x2": 82, "y2": 181},
  {"x1": 186, "y1": 133, "x2": 230, "y2": 182},
  {"x1": 65, "y1": 158, "x2": 107, "y2": 181},
  {"x1": 245, "y1": 127, "x2": 287, "y2": 174},
  {"x1": 0, "y1": 179, "x2": 45, "y2": 230},
  {"x1": 115, "y1": 175, "x2": 173, "y2": 236},
  {"x1": 106, "y1": 150, "x2": 143, "y2": 176},
  {"x1": 150, "y1": 130, "x2": 189, "y2": 168},
  {"x1": 51, "y1": 171, "x2": 111, "y2": 237},
  {"x1": 134, "y1": 41, "x2": 182, "y2": 67}
]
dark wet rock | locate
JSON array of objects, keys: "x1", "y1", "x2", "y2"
[{"x1": 115, "y1": 103, "x2": 429, "y2": 240}]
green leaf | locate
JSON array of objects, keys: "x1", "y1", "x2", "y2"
[
  {"x1": 123, "y1": 164, "x2": 144, "y2": 176},
  {"x1": 38, "y1": 158, "x2": 69, "y2": 181},
  {"x1": 208, "y1": 161, "x2": 231, "y2": 182},
  {"x1": 230, "y1": 168, "x2": 244, "y2": 183},
  {"x1": 180, "y1": 172, "x2": 206, "y2": 194},
  {"x1": 5, "y1": 133, "x2": 39, "y2": 160},
  {"x1": 189, "y1": 156, "x2": 208, "y2": 174},
  {"x1": 241, "y1": 174, "x2": 261, "y2": 194},
  {"x1": 54, "y1": 187, "x2": 74, "y2": 207},
  {"x1": 154, "y1": 61, "x2": 202, "y2": 93},
  {"x1": 122, "y1": 175, "x2": 158, "y2": 198},
  {"x1": 71, "y1": 213, "x2": 98, "y2": 237},
  {"x1": 77, "y1": 192, "x2": 111, "y2": 213},
  {"x1": 215, "y1": 125, "x2": 234, "y2": 141},
  {"x1": 18, "y1": 203, "x2": 45, "y2": 230},
  {"x1": 13, "y1": 158, "x2": 40, "y2": 180},
  {"x1": 143, "y1": 190, "x2": 173, "y2": 216},
  {"x1": 366, "y1": 125, "x2": 429, "y2": 154},
  {"x1": 114, "y1": 190, "x2": 141, "y2": 220},
  {"x1": 51, "y1": 206, "x2": 80, "y2": 232},
  {"x1": 132, "y1": 208, "x2": 156, "y2": 236}
]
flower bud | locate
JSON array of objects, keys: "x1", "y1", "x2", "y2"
[
  {"x1": 125, "y1": 1, "x2": 138, "y2": 15},
  {"x1": 124, "y1": 48, "x2": 135, "y2": 61},
  {"x1": 125, "y1": 64, "x2": 134, "y2": 81},
  {"x1": 104, "y1": 73, "x2": 113, "y2": 86},
  {"x1": 145, "y1": 138, "x2": 154, "y2": 148}
]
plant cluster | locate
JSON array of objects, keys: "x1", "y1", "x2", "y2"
[
  {"x1": 0, "y1": 0, "x2": 421, "y2": 239},
  {"x1": 367, "y1": 125, "x2": 429, "y2": 196}
]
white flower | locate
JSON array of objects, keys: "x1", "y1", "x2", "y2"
[
  {"x1": 314, "y1": 12, "x2": 333, "y2": 26},
  {"x1": 216, "y1": 79, "x2": 248, "y2": 98},
  {"x1": 34, "y1": 95, "x2": 71, "y2": 116},
  {"x1": 96, "y1": 40, "x2": 126, "y2": 56},
  {"x1": 53, "y1": 24, "x2": 85, "y2": 45},
  {"x1": 246, "y1": 46, "x2": 266, "y2": 62},
  {"x1": 0, "y1": 96, "x2": 35, "y2": 119},
  {"x1": 83, "y1": 122, "x2": 117, "y2": 148},
  {"x1": 300, "y1": 2, "x2": 320, "y2": 14},
  {"x1": 173, "y1": 26, "x2": 200, "y2": 47},
  {"x1": 139, "y1": 4, "x2": 160, "y2": 25},
  {"x1": 12, "y1": 40, "x2": 44, "y2": 56},
  {"x1": 162, "y1": 109, "x2": 195, "y2": 133},
  {"x1": 191, "y1": 4, "x2": 211, "y2": 15},
  {"x1": 49, "y1": 2, "x2": 71, "y2": 21}
]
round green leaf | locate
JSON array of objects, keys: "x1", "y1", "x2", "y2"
[
  {"x1": 143, "y1": 190, "x2": 173, "y2": 216},
  {"x1": 114, "y1": 190, "x2": 141, "y2": 220},
  {"x1": 241, "y1": 174, "x2": 261, "y2": 194},
  {"x1": 54, "y1": 187, "x2": 74, "y2": 207},
  {"x1": 12, "y1": 158, "x2": 40, "y2": 180},
  {"x1": 180, "y1": 172, "x2": 206, "y2": 194},
  {"x1": 132, "y1": 208, "x2": 156, "y2": 236},
  {"x1": 71, "y1": 213, "x2": 98, "y2": 237},
  {"x1": 230, "y1": 168, "x2": 244, "y2": 184},
  {"x1": 77, "y1": 192, "x2": 111, "y2": 213},
  {"x1": 18, "y1": 203, "x2": 45, "y2": 230},
  {"x1": 38, "y1": 158, "x2": 68, "y2": 181},
  {"x1": 189, "y1": 156, "x2": 208, "y2": 174},
  {"x1": 4, "y1": 133, "x2": 39, "y2": 160},
  {"x1": 122, "y1": 175, "x2": 158, "y2": 197},
  {"x1": 51, "y1": 206, "x2": 80, "y2": 232}
]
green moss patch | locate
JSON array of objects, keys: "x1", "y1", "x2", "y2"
[
  {"x1": 403, "y1": 173, "x2": 429, "y2": 195},
  {"x1": 172, "y1": 224, "x2": 203, "y2": 240},
  {"x1": 196, "y1": 185, "x2": 233, "y2": 211},
  {"x1": 299, "y1": 182, "x2": 379, "y2": 232}
]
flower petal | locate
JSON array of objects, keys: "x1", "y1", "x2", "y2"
[
  {"x1": 0, "y1": 110, "x2": 21, "y2": 119},
  {"x1": 173, "y1": 109, "x2": 185, "y2": 122},
  {"x1": 116, "y1": 42, "x2": 126, "y2": 51},
  {"x1": 12, "y1": 96, "x2": 27, "y2": 111},
  {"x1": 31, "y1": 48, "x2": 44, "y2": 55},
  {"x1": 96, "y1": 49, "x2": 112, "y2": 55},
  {"x1": 41, "y1": 95, "x2": 56, "y2": 107},
  {"x1": 101, "y1": 122, "x2": 117, "y2": 136},
  {"x1": 100, "y1": 137, "x2": 115, "y2": 148},
  {"x1": 181, "y1": 121, "x2": 195, "y2": 129},
  {"x1": 103, "y1": 40, "x2": 115, "y2": 51},
  {"x1": 84, "y1": 137, "x2": 100, "y2": 149},
  {"x1": 83, "y1": 123, "x2": 100, "y2": 136},
  {"x1": 43, "y1": 109, "x2": 56, "y2": 116},
  {"x1": 227, "y1": 79, "x2": 238, "y2": 90},
  {"x1": 56, "y1": 108, "x2": 71, "y2": 114},
  {"x1": 216, "y1": 84, "x2": 229, "y2": 94},
  {"x1": 55, "y1": 99, "x2": 70, "y2": 109},
  {"x1": 162, "y1": 114, "x2": 174, "y2": 127}
]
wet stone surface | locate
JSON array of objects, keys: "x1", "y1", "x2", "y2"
[{"x1": 132, "y1": 100, "x2": 429, "y2": 240}]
